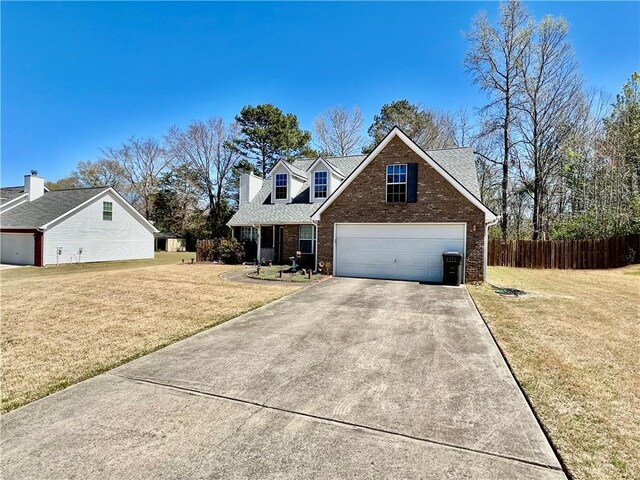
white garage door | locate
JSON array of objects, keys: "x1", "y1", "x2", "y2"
[
  {"x1": 335, "y1": 223, "x2": 465, "y2": 282},
  {"x1": 1, "y1": 233, "x2": 35, "y2": 265}
]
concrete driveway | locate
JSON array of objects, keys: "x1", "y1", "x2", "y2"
[{"x1": 1, "y1": 278, "x2": 565, "y2": 479}]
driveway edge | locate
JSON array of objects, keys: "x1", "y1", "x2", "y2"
[{"x1": 464, "y1": 285, "x2": 572, "y2": 480}]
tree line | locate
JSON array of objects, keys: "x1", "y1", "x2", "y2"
[{"x1": 47, "y1": 0, "x2": 639, "y2": 243}]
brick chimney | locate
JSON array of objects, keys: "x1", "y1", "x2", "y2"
[{"x1": 24, "y1": 170, "x2": 45, "y2": 201}]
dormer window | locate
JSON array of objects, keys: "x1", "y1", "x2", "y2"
[
  {"x1": 313, "y1": 171, "x2": 328, "y2": 199},
  {"x1": 275, "y1": 173, "x2": 288, "y2": 200}
]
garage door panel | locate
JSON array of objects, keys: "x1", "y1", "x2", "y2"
[
  {"x1": 337, "y1": 223, "x2": 464, "y2": 239},
  {"x1": 1, "y1": 233, "x2": 35, "y2": 265},
  {"x1": 335, "y1": 224, "x2": 465, "y2": 283}
]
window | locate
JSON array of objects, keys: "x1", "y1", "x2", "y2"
[
  {"x1": 299, "y1": 225, "x2": 315, "y2": 254},
  {"x1": 275, "y1": 173, "x2": 288, "y2": 200},
  {"x1": 314, "y1": 171, "x2": 328, "y2": 199},
  {"x1": 103, "y1": 201, "x2": 113, "y2": 221},
  {"x1": 386, "y1": 164, "x2": 407, "y2": 203},
  {"x1": 240, "y1": 226, "x2": 258, "y2": 242}
]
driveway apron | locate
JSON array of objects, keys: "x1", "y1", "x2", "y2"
[{"x1": 1, "y1": 277, "x2": 566, "y2": 479}]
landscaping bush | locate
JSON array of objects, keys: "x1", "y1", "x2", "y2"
[
  {"x1": 218, "y1": 238, "x2": 245, "y2": 264},
  {"x1": 196, "y1": 238, "x2": 244, "y2": 264}
]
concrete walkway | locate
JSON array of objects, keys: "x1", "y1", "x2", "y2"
[{"x1": 1, "y1": 278, "x2": 565, "y2": 479}]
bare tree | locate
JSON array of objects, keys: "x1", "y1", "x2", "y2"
[
  {"x1": 515, "y1": 15, "x2": 583, "y2": 239},
  {"x1": 465, "y1": 0, "x2": 533, "y2": 239},
  {"x1": 100, "y1": 137, "x2": 171, "y2": 220},
  {"x1": 74, "y1": 159, "x2": 126, "y2": 190},
  {"x1": 313, "y1": 106, "x2": 364, "y2": 156},
  {"x1": 165, "y1": 118, "x2": 240, "y2": 237}
]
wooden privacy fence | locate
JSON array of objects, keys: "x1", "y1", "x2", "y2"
[{"x1": 488, "y1": 234, "x2": 640, "y2": 269}]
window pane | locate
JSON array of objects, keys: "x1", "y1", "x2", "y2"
[
  {"x1": 299, "y1": 225, "x2": 314, "y2": 240},
  {"x1": 300, "y1": 240, "x2": 313, "y2": 254},
  {"x1": 103, "y1": 202, "x2": 113, "y2": 220},
  {"x1": 275, "y1": 173, "x2": 287, "y2": 186},
  {"x1": 244, "y1": 227, "x2": 258, "y2": 241}
]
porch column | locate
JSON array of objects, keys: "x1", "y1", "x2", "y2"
[{"x1": 256, "y1": 225, "x2": 261, "y2": 264}]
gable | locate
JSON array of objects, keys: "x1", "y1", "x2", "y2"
[
  {"x1": 43, "y1": 188, "x2": 158, "y2": 233},
  {"x1": 312, "y1": 127, "x2": 496, "y2": 222}
]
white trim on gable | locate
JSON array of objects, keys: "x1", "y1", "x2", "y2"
[
  {"x1": 268, "y1": 160, "x2": 307, "y2": 181},
  {"x1": 0, "y1": 193, "x2": 28, "y2": 213},
  {"x1": 40, "y1": 188, "x2": 159, "y2": 233},
  {"x1": 311, "y1": 127, "x2": 497, "y2": 223},
  {"x1": 306, "y1": 157, "x2": 345, "y2": 179}
]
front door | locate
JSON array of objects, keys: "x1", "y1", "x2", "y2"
[{"x1": 274, "y1": 226, "x2": 284, "y2": 264}]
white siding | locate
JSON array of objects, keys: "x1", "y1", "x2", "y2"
[
  {"x1": 43, "y1": 191, "x2": 154, "y2": 265},
  {"x1": 290, "y1": 176, "x2": 305, "y2": 199},
  {"x1": 0, "y1": 233, "x2": 35, "y2": 265}
]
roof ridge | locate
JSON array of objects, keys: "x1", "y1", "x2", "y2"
[
  {"x1": 324, "y1": 153, "x2": 367, "y2": 159},
  {"x1": 45, "y1": 186, "x2": 111, "y2": 192},
  {"x1": 425, "y1": 146, "x2": 470, "y2": 152}
]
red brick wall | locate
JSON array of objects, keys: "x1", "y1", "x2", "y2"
[
  {"x1": 283, "y1": 225, "x2": 299, "y2": 260},
  {"x1": 317, "y1": 138, "x2": 486, "y2": 282}
]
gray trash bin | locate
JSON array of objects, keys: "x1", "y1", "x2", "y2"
[{"x1": 442, "y1": 251, "x2": 463, "y2": 286}]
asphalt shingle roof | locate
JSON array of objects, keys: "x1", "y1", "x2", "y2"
[
  {"x1": 228, "y1": 148, "x2": 482, "y2": 226},
  {"x1": 426, "y1": 147, "x2": 481, "y2": 199},
  {"x1": 0, "y1": 187, "x2": 109, "y2": 228},
  {"x1": 0, "y1": 187, "x2": 26, "y2": 204}
]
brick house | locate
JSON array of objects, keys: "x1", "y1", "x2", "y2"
[{"x1": 228, "y1": 127, "x2": 497, "y2": 283}]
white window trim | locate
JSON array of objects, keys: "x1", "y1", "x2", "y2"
[
  {"x1": 312, "y1": 170, "x2": 329, "y2": 202},
  {"x1": 103, "y1": 201, "x2": 113, "y2": 221},
  {"x1": 240, "y1": 226, "x2": 258, "y2": 242},
  {"x1": 298, "y1": 225, "x2": 315, "y2": 254},
  {"x1": 274, "y1": 172, "x2": 289, "y2": 203},
  {"x1": 386, "y1": 164, "x2": 407, "y2": 203}
]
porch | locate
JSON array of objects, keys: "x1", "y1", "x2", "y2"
[{"x1": 232, "y1": 225, "x2": 316, "y2": 269}]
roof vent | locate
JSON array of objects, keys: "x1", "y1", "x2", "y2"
[{"x1": 31, "y1": 170, "x2": 38, "y2": 176}]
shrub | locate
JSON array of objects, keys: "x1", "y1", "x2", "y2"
[{"x1": 218, "y1": 238, "x2": 244, "y2": 264}]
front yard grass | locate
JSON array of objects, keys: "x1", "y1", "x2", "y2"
[
  {"x1": 0, "y1": 254, "x2": 302, "y2": 413},
  {"x1": 468, "y1": 265, "x2": 640, "y2": 480},
  {"x1": 247, "y1": 265, "x2": 325, "y2": 283}
]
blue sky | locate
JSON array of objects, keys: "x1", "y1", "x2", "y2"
[{"x1": 2, "y1": 1, "x2": 639, "y2": 186}]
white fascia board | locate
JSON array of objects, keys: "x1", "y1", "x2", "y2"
[
  {"x1": 307, "y1": 157, "x2": 345, "y2": 179},
  {"x1": 312, "y1": 127, "x2": 497, "y2": 222},
  {"x1": 269, "y1": 160, "x2": 307, "y2": 181},
  {"x1": 40, "y1": 188, "x2": 159, "y2": 233},
  {"x1": 0, "y1": 193, "x2": 28, "y2": 212}
]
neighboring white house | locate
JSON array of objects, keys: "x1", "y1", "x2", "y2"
[{"x1": 0, "y1": 172, "x2": 157, "y2": 266}]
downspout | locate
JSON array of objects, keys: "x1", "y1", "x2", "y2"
[
  {"x1": 484, "y1": 217, "x2": 499, "y2": 282},
  {"x1": 312, "y1": 220, "x2": 319, "y2": 272}
]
